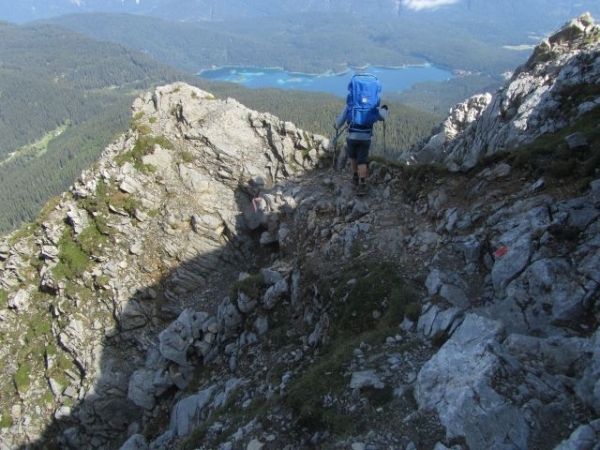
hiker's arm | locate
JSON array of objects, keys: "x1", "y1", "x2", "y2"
[
  {"x1": 334, "y1": 107, "x2": 348, "y2": 130},
  {"x1": 378, "y1": 105, "x2": 388, "y2": 121}
]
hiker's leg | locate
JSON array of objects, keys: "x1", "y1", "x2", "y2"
[
  {"x1": 356, "y1": 140, "x2": 371, "y2": 182},
  {"x1": 358, "y1": 163, "x2": 368, "y2": 179},
  {"x1": 347, "y1": 139, "x2": 359, "y2": 178}
]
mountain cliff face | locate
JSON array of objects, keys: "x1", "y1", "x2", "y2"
[
  {"x1": 0, "y1": 14, "x2": 599, "y2": 450},
  {"x1": 406, "y1": 13, "x2": 600, "y2": 171}
]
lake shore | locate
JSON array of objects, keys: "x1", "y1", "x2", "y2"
[{"x1": 197, "y1": 65, "x2": 455, "y2": 97}]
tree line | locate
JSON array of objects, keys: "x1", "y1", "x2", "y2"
[
  {"x1": 0, "y1": 19, "x2": 484, "y2": 233},
  {"x1": 44, "y1": 11, "x2": 528, "y2": 76}
]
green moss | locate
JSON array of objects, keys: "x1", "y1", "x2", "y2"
[
  {"x1": 79, "y1": 179, "x2": 110, "y2": 216},
  {"x1": 14, "y1": 363, "x2": 31, "y2": 394},
  {"x1": 94, "y1": 275, "x2": 111, "y2": 288},
  {"x1": 7, "y1": 222, "x2": 36, "y2": 246},
  {"x1": 0, "y1": 289, "x2": 7, "y2": 309},
  {"x1": 52, "y1": 217, "x2": 110, "y2": 280},
  {"x1": 35, "y1": 195, "x2": 63, "y2": 224},
  {"x1": 0, "y1": 413, "x2": 13, "y2": 428},
  {"x1": 44, "y1": 391, "x2": 55, "y2": 404}
]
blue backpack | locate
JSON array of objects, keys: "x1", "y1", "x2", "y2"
[{"x1": 346, "y1": 74, "x2": 382, "y2": 131}]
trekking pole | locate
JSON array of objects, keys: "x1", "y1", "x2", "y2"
[
  {"x1": 330, "y1": 123, "x2": 348, "y2": 170},
  {"x1": 383, "y1": 121, "x2": 387, "y2": 156}
]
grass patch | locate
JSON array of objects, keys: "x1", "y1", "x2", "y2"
[
  {"x1": 503, "y1": 105, "x2": 600, "y2": 190},
  {"x1": 229, "y1": 273, "x2": 265, "y2": 302},
  {"x1": 329, "y1": 261, "x2": 418, "y2": 341},
  {"x1": 286, "y1": 261, "x2": 420, "y2": 436},
  {"x1": 115, "y1": 134, "x2": 174, "y2": 173},
  {"x1": 14, "y1": 363, "x2": 32, "y2": 394},
  {"x1": 0, "y1": 413, "x2": 13, "y2": 428},
  {"x1": 53, "y1": 228, "x2": 90, "y2": 280},
  {"x1": 287, "y1": 352, "x2": 351, "y2": 433},
  {"x1": 52, "y1": 218, "x2": 109, "y2": 280},
  {"x1": 79, "y1": 179, "x2": 140, "y2": 230},
  {"x1": 180, "y1": 150, "x2": 195, "y2": 164},
  {"x1": 180, "y1": 388, "x2": 271, "y2": 450},
  {"x1": 371, "y1": 158, "x2": 451, "y2": 202},
  {"x1": 0, "y1": 289, "x2": 7, "y2": 309},
  {"x1": 547, "y1": 224, "x2": 581, "y2": 242}
]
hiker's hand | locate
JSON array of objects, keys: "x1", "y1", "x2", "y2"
[{"x1": 381, "y1": 104, "x2": 388, "y2": 110}]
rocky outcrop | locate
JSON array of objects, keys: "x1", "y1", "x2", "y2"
[
  {"x1": 0, "y1": 82, "x2": 331, "y2": 449},
  {"x1": 0, "y1": 15, "x2": 599, "y2": 450},
  {"x1": 406, "y1": 13, "x2": 600, "y2": 171}
]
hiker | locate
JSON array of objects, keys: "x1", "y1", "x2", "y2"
[{"x1": 334, "y1": 74, "x2": 388, "y2": 194}]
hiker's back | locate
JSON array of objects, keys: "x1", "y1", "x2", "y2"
[{"x1": 346, "y1": 74, "x2": 382, "y2": 132}]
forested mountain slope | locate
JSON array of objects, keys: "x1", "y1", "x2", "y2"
[
  {"x1": 0, "y1": 20, "x2": 440, "y2": 234},
  {"x1": 43, "y1": 11, "x2": 526, "y2": 75},
  {"x1": 0, "y1": 21, "x2": 205, "y2": 232}
]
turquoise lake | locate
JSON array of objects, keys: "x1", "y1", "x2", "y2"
[{"x1": 197, "y1": 65, "x2": 454, "y2": 97}]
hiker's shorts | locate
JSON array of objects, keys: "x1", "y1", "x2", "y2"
[{"x1": 346, "y1": 138, "x2": 371, "y2": 165}]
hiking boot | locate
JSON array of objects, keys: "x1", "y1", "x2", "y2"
[{"x1": 357, "y1": 179, "x2": 367, "y2": 195}]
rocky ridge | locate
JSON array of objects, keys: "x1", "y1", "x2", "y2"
[
  {"x1": 0, "y1": 14, "x2": 599, "y2": 450},
  {"x1": 407, "y1": 13, "x2": 600, "y2": 171}
]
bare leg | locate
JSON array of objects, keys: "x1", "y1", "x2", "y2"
[{"x1": 358, "y1": 163, "x2": 368, "y2": 180}]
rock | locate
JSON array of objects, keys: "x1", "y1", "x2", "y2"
[
  {"x1": 491, "y1": 233, "x2": 535, "y2": 294},
  {"x1": 405, "y1": 14, "x2": 600, "y2": 170},
  {"x1": 417, "y1": 304, "x2": 464, "y2": 339},
  {"x1": 565, "y1": 132, "x2": 589, "y2": 150},
  {"x1": 262, "y1": 278, "x2": 288, "y2": 309},
  {"x1": 416, "y1": 314, "x2": 529, "y2": 450},
  {"x1": 0, "y1": 243, "x2": 10, "y2": 260},
  {"x1": 8, "y1": 289, "x2": 30, "y2": 311},
  {"x1": 119, "y1": 434, "x2": 148, "y2": 450},
  {"x1": 120, "y1": 300, "x2": 149, "y2": 330},
  {"x1": 119, "y1": 176, "x2": 144, "y2": 194},
  {"x1": 350, "y1": 370, "x2": 383, "y2": 389},
  {"x1": 170, "y1": 387, "x2": 215, "y2": 438},
  {"x1": 247, "y1": 439, "x2": 264, "y2": 450},
  {"x1": 576, "y1": 330, "x2": 600, "y2": 414},
  {"x1": 158, "y1": 309, "x2": 197, "y2": 366},
  {"x1": 553, "y1": 420, "x2": 600, "y2": 450},
  {"x1": 127, "y1": 369, "x2": 157, "y2": 410}
]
